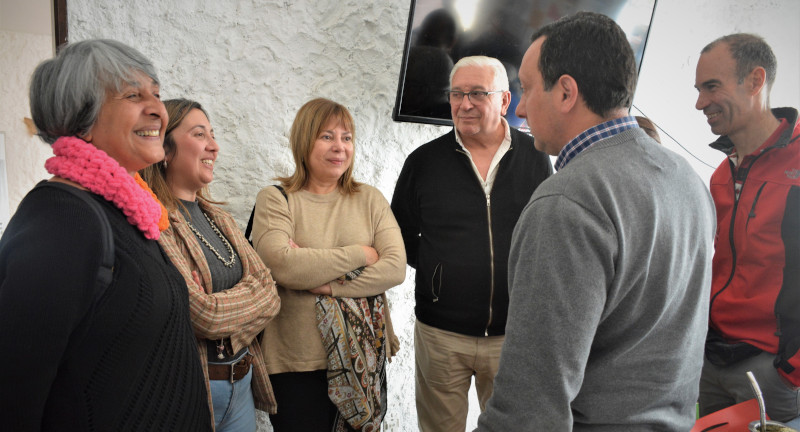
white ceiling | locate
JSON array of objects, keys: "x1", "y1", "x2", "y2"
[{"x1": 0, "y1": 0, "x2": 52, "y2": 36}]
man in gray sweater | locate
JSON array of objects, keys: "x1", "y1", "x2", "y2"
[{"x1": 476, "y1": 12, "x2": 716, "y2": 431}]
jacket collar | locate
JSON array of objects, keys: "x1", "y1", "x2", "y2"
[
  {"x1": 449, "y1": 121, "x2": 520, "y2": 153},
  {"x1": 709, "y1": 107, "x2": 799, "y2": 155}
]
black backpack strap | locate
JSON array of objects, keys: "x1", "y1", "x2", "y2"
[
  {"x1": 274, "y1": 185, "x2": 288, "y2": 202},
  {"x1": 245, "y1": 185, "x2": 288, "y2": 245},
  {"x1": 36, "y1": 182, "x2": 114, "y2": 298}
]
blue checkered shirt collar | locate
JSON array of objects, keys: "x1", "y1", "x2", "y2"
[{"x1": 554, "y1": 116, "x2": 639, "y2": 171}]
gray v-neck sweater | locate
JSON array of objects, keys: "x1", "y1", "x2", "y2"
[{"x1": 478, "y1": 128, "x2": 716, "y2": 431}]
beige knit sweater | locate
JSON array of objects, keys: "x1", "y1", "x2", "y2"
[{"x1": 252, "y1": 184, "x2": 406, "y2": 374}]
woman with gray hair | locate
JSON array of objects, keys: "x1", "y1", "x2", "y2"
[{"x1": 0, "y1": 39, "x2": 211, "y2": 431}]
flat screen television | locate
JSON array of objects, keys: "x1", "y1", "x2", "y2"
[{"x1": 392, "y1": 0, "x2": 658, "y2": 127}]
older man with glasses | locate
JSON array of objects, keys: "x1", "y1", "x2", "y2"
[{"x1": 391, "y1": 55, "x2": 552, "y2": 432}]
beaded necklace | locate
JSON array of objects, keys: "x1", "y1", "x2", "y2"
[{"x1": 184, "y1": 211, "x2": 236, "y2": 268}]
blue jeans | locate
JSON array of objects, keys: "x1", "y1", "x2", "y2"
[{"x1": 210, "y1": 366, "x2": 257, "y2": 432}]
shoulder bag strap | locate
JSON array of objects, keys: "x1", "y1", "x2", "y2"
[
  {"x1": 245, "y1": 184, "x2": 288, "y2": 245},
  {"x1": 35, "y1": 181, "x2": 114, "y2": 299}
]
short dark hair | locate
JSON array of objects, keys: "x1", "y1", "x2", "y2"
[
  {"x1": 702, "y1": 33, "x2": 777, "y2": 91},
  {"x1": 530, "y1": 11, "x2": 637, "y2": 117}
]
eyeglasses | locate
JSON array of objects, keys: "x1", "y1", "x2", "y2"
[{"x1": 447, "y1": 90, "x2": 504, "y2": 104}]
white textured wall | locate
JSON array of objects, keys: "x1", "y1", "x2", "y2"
[
  {"x1": 633, "y1": 0, "x2": 800, "y2": 185},
  {"x1": 5, "y1": 0, "x2": 788, "y2": 430},
  {"x1": 0, "y1": 30, "x2": 53, "y2": 226},
  {"x1": 68, "y1": 2, "x2": 443, "y2": 431}
]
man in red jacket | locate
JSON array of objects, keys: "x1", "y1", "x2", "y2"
[{"x1": 695, "y1": 33, "x2": 800, "y2": 422}]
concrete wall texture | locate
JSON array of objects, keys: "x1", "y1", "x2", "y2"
[
  {"x1": 2, "y1": 0, "x2": 797, "y2": 430},
  {"x1": 68, "y1": 2, "x2": 439, "y2": 430}
]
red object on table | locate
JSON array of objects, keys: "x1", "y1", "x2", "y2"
[{"x1": 691, "y1": 399, "x2": 766, "y2": 432}]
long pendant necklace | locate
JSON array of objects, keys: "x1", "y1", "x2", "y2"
[{"x1": 185, "y1": 211, "x2": 236, "y2": 268}]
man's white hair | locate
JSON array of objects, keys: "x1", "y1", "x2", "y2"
[{"x1": 449, "y1": 56, "x2": 509, "y2": 91}]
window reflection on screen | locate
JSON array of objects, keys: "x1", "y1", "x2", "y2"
[{"x1": 393, "y1": 0, "x2": 658, "y2": 127}]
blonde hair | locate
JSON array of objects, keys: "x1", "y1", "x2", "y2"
[
  {"x1": 635, "y1": 116, "x2": 661, "y2": 144},
  {"x1": 277, "y1": 98, "x2": 361, "y2": 194},
  {"x1": 140, "y1": 98, "x2": 221, "y2": 213}
]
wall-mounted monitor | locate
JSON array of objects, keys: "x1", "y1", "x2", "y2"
[{"x1": 392, "y1": 0, "x2": 658, "y2": 127}]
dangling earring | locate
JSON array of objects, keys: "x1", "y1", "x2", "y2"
[{"x1": 163, "y1": 159, "x2": 168, "y2": 170}]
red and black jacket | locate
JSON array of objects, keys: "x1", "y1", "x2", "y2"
[{"x1": 708, "y1": 107, "x2": 800, "y2": 386}]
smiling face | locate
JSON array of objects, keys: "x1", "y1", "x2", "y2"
[
  {"x1": 695, "y1": 43, "x2": 755, "y2": 138},
  {"x1": 450, "y1": 65, "x2": 510, "y2": 140},
  {"x1": 165, "y1": 108, "x2": 219, "y2": 201},
  {"x1": 84, "y1": 72, "x2": 167, "y2": 174},
  {"x1": 305, "y1": 117, "x2": 353, "y2": 194}
]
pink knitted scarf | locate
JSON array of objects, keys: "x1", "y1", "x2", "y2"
[{"x1": 45, "y1": 136, "x2": 168, "y2": 240}]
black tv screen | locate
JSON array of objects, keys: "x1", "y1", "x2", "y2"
[{"x1": 392, "y1": 0, "x2": 658, "y2": 127}]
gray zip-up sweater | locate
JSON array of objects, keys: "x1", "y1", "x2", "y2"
[{"x1": 477, "y1": 128, "x2": 716, "y2": 431}]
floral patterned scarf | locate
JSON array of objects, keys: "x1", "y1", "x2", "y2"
[{"x1": 316, "y1": 294, "x2": 388, "y2": 432}]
